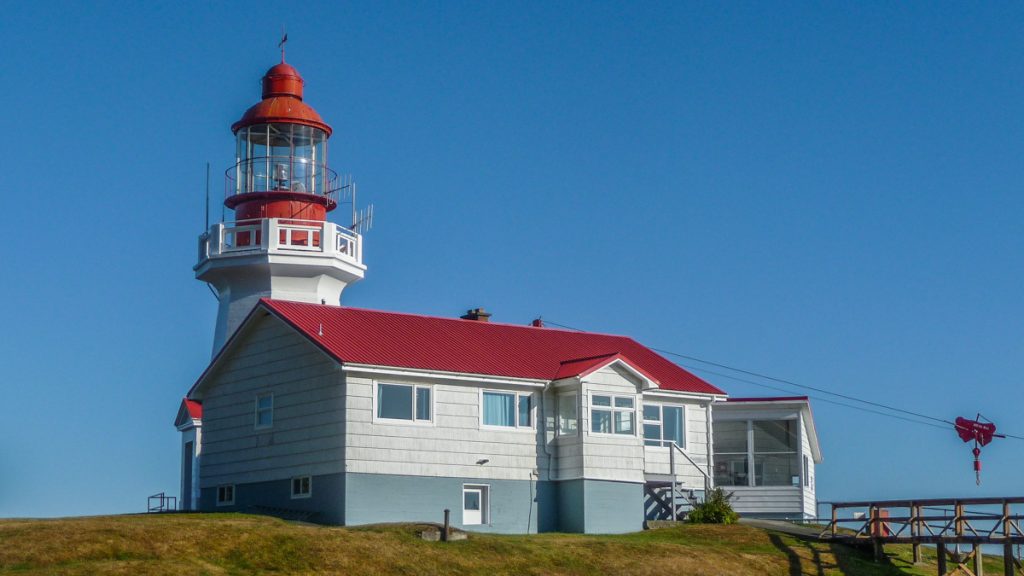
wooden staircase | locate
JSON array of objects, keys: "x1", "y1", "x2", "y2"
[{"x1": 645, "y1": 481, "x2": 702, "y2": 521}]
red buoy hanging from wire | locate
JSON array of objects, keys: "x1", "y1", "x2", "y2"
[{"x1": 955, "y1": 414, "x2": 1004, "y2": 485}]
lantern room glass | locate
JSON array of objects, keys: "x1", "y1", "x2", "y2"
[{"x1": 235, "y1": 124, "x2": 328, "y2": 195}]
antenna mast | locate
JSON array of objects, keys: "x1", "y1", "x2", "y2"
[{"x1": 204, "y1": 162, "x2": 210, "y2": 230}]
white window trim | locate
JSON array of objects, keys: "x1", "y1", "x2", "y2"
[
  {"x1": 587, "y1": 393, "x2": 638, "y2": 437},
  {"x1": 254, "y1": 393, "x2": 273, "y2": 430},
  {"x1": 642, "y1": 402, "x2": 687, "y2": 450},
  {"x1": 371, "y1": 381, "x2": 436, "y2": 426},
  {"x1": 216, "y1": 484, "x2": 235, "y2": 506},
  {"x1": 478, "y1": 389, "x2": 535, "y2": 431},
  {"x1": 462, "y1": 483, "x2": 491, "y2": 526},
  {"x1": 291, "y1": 476, "x2": 312, "y2": 500},
  {"x1": 556, "y1": 393, "x2": 579, "y2": 437}
]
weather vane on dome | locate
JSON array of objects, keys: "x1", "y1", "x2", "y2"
[{"x1": 279, "y1": 29, "x2": 288, "y2": 63}]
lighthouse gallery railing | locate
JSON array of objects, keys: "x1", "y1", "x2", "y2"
[{"x1": 198, "y1": 219, "x2": 361, "y2": 264}]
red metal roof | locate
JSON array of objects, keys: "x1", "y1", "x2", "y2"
[
  {"x1": 261, "y1": 300, "x2": 725, "y2": 395},
  {"x1": 231, "y1": 62, "x2": 332, "y2": 135},
  {"x1": 174, "y1": 397, "x2": 203, "y2": 427}
]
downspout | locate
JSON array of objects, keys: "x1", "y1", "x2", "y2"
[{"x1": 705, "y1": 401, "x2": 714, "y2": 493}]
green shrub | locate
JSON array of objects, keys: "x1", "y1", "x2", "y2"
[{"x1": 688, "y1": 488, "x2": 739, "y2": 524}]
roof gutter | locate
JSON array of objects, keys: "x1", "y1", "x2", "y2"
[{"x1": 340, "y1": 364, "x2": 548, "y2": 387}]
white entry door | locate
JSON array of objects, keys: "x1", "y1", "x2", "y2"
[{"x1": 463, "y1": 487, "x2": 484, "y2": 525}]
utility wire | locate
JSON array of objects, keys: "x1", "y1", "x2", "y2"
[{"x1": 543, "y1": 318, "x2": 1024, "y2": 441}]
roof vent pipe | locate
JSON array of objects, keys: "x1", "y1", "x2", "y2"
[{"x1": 461, "y1": 308, "x2": 492, "y2": 322}]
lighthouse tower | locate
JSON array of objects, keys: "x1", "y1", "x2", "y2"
[{"x1": 195, "y1": 58, "x2": 366, "y2": 354}]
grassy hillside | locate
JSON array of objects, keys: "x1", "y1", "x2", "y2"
[{"x1": 0, "y1": 513, "x2": 1003, "y2": 575}]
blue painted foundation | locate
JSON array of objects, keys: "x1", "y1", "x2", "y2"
[
  {"x1": 345, "y1": 472, "x2": 546, "y2": 534},
  {"x1": 201, "y1": 472, "x2": 642, "y2": 534},
  {"x1": 199, "y1": 473, "x2": 345, "y2": 524},
  {"x1": 557, "y1": 478, "x2": 644, "y2": 533}
]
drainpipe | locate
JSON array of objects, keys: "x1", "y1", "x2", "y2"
[
  {"x1": 541, "y1": 381, "x2": 557, "y2": 481},
  {"x1": 705, "y1": 402, "x2": 714, "y2": 493}
]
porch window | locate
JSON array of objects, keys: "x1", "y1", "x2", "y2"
[
  {"x1": 376, "y1": 383, "x2": 432, "y2": 422},
  {"x1": 590, "y1": 394, "x2": 635, "y2": 435},
  {"x1": 642, "y1": 404, "x2": 685, "y2": 448},
  {"x1": 712, "y1": 421, "x2": 749, "y2": 486},
  {"x1": 753, "y1": 420, "x2": 799, "y2": 487},
  {"x1": 712, "y1": 419, "x2": 800, "y2": 487},
  {"x1": 482, "y1": 391, "x2": 532, "y2": 428},
  {"x1": 557, "y1": 394, "x2": 577, "y2": 436},
  {"x1": 255, "y1": 393, "x2": 273, "y2": 429}
]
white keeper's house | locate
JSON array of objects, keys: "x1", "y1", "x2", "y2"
[{"x1": 175, "y1": 57, "x2": 823, "y2": 534}]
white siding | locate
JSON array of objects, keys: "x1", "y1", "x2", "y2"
[
  {"x1": 727, "y1": 486, "x2": 804, "y2": 516},
  {"x1": 197, "y1": 315, "x2": 345, "y2": 488},
  {"x1": 800, "y1": 415, "x2": 816, "y2": 516},
  {"x1": 578, "y1": 366, "x2": 645, "y2": 483},
  {"x1": 642, "y1": 401, "x2": 711, "y2": 490},
  {"x1": 345, "y1": 374, "x2": 546, "y2": 481}
]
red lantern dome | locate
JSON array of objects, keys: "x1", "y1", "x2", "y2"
[{"x1": 225, "y1": 60, "x2": 337, "y2": 221}]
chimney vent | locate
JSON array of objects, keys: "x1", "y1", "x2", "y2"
[
  {"x1": 531, "y1": 318, "x2": 544, "y2": 327},
  {"x1": 461, "y1": 308, "x2": 492, "y2": 322}
]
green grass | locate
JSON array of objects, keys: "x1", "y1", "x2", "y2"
[{"x1": 0, "y1": 513, "x2": 1008, "y2": 575}]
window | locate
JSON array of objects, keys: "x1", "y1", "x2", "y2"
[
  {"x1": 642, "y1": 404, "x2": 685, "y2": 448},
  {"x1": 557, "y1": 394, "x2": 577, "y2": 436},
  {"x1": 376, "y1": 383, "x2": 431, "y2": 422},
  {"x1": 712, "y1": 419, "x2": 800, "y2": 487},
  {"x1": 255, "y1": 394, "x2": 273, "y2": 429},
  {"x1": 803, "y1": 455, "x2": 810, "y2": 488},
  {"x1": 482, "y1": 391, "x2": 532, "y2": 428},
  {"x1": 216, "y1": 485, "x2": 235, "y2": 506},
  {"x1": 590, "y1": 394, "x2": 635, "y2": 435},
  {"x1": 753, "y1": 420, "x2": 799, "y2": 487},
  {"x1": 713, "y1": 421, "x2": 749, "y2": 487},
  {"x1": 291, "y1": 476, "x2": 312, "y2": 499},
  {"x1": 462, "y1": 485, "x2": 489, "y2": 525}
]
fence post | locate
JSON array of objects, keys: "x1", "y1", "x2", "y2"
[
  {"x1": 442, "y1": 509, "x2": 450, "y2": 542},
  {"x1": 917, "y1": 502, "x2": 925, "y2": 561},
  {"x1": 1003, "y1": 500, "x2": 1014, "y2": 576}
]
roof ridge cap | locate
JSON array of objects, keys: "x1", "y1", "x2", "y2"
[{"x1": 262, "y1": 299, "x2": 634, "y2": 338}]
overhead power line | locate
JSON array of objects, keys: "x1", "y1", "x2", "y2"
[{"x1": 542, "y1": 318, "x2": 1024, "y2": 441}]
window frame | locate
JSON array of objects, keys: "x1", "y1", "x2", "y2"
[
  {"x1": 557, "y1": 393, "x2": 579, "y2": 437},
  {"x1": 588, "y1": 393, "x2": 637, "y2": 437},
  {"x1": 642, "y1": 403, "x2": 686, "y2": 449},
  {"x1": 461, "y1": 483, "x2": 490, "y2": 526},
  {"x1": 254, "y1": 393, "x2": 273, "y2": 430},
  {"x1": 712, "y1": 418, "x2": 801, "y2": 488},
  {"x1": 216, "y1": 484, "x2": 235, "y2": 506},
  {"x1": 291, "y1": 476, "x2": 312, "y2": 500},
  {"x1": 479, "y1": 389, "x2": 534, "y2": 430},
  {"x1": 372, "y1": 381, "x2": 434, "y2": 425}
]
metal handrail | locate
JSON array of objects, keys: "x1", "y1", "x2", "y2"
[{"x1": 224, "y1": 155, "x2": 344, "y2": 198}]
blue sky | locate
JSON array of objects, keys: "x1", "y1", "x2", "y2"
[{"x1": 1, "y1": 1, "x2": 1021, "y2": 517}]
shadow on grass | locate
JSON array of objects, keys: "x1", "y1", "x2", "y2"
[{"x1": 766, "y1": 532, "x2": 918, "y2": 576}]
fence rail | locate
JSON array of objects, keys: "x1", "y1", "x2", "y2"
[{"x1": 820, "y1": 497, "x2": 1024, "y2": 575}]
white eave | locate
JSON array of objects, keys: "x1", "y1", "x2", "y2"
[{"x1": 341, "y1": 363, "x2": 548, "y2": 387}]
